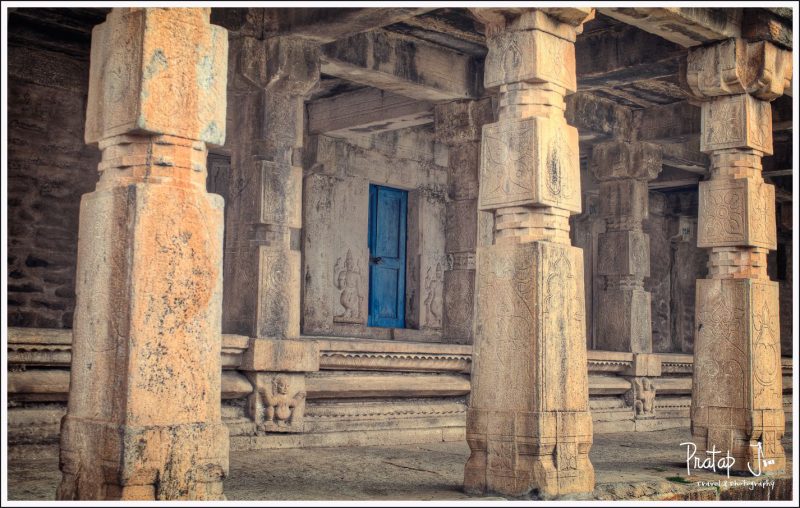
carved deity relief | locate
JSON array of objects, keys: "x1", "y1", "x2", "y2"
[
  {"x1": 626, "y1": 377, "x2": 656, "y2": 417},
  {"x1": 423, "y1": 261, "x2": 444, "y2": 329},
  {"x1": 333, "y1": 249, "x2": 364, "y2": 323},
  {"x1": 248, "y1": 373, "x2": 306, "y2": 433}
]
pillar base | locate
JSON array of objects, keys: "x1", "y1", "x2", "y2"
[
  {"x1": 57, "y1": 417, "x2": 229, "y2": 500},
  {"x1": 464, "y1": 410, "x2": 594, "y2": 497}
]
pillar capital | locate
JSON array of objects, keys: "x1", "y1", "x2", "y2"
[
  {"x1": 85, "y1": 7, "x2": 227, "y2": 146},
  {"x1": 473, "y1": 9, "x2": 594, "y2": 94},
  {"x1": 470, "y1": 8, "x2": 595, "y2": 39},
  {"x1": 686, "y1": 37, "x2": 792, "y2": 102},
  {"x1": 591, "y1": 141, "x2": 663, "y2": 182},
  {"x1": 229, "y1": 35, "x2": 320, "y2": 96}
]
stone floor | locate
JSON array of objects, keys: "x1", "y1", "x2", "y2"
[{"x1": 6, "y1": 428, "x2": 794, "y2": 501}]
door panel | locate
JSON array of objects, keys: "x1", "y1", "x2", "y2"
[{"x1": 368, "y1": 185, "x2": 407, "y2": 328}]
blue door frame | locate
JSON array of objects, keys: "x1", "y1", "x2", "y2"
[{"x1": 368, "y1": 185, "x2": 407, "y2": 328}]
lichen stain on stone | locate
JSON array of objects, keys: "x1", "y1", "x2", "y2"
[
  {"x1": 145, "y1": 49, "x2": 169, "y2": 81},
  {"x1": 196, "y1": 54, "x2": 215, "y2": 91}
]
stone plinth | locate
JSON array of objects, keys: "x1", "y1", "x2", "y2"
[
  {"x1": 686, "y1": 37, "x2": 790, "y2": 474},
  {"x1": 57, "y1": 8, "x2": 229, "y2": 500},
  {"x1": 464, "y1": 8, "x2": 595, "y2": 497}
]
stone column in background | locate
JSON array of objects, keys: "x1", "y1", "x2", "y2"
[
  {"x1": 223, "y1": 34, "x2": 320, "y2": 338},
  {"x1": 464, "y1": 8, "x2": 596, "y2": 497},
  {"x1": 58, "y1": 8, "x2": 229, "y2": 499},
  {"x1": 686, "y1": 38, "x2": 792, "y2": 474},
  {"x1": 434, "y1": 99, "x2": 493, "y2": 344},
  {"x1": 591, "y1": 142, "x2": 662, "y2": 352}
]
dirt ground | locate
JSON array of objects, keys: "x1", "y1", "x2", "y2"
[{"x1": 6, "y1": 427, "x2": 794, "y2": 501}]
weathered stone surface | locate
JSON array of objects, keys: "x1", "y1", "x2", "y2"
[
  {"x1": 591, "y1": 141, "x2": 662, "y2": 182},
  {"x1": 6, "y1": 33, "x2": 99, "y2": 329},
  {"x1": 686, "y1": 34, "x2": 788, "y2": 478},
  {"x1": 308, "y1": 88, "x2": 433, "y2": 138},
  {"x1": 686, "y1": 38, "x2": 792, "y2": 101},
  {"x1": 241, "y1": 338, "x2": 320, "y2": 372},
  {"x1": 57, "y1": 8, "x2": 229, "y2": 500},
  {"x1": 697, "y1": 177, "x2": 776, "y2": 249},
  {"x1": 479, "y1": 117, "x2": 581, "y2": 213},
  {"x1": 599, "y1": 8, "x2": 743, "y2": 48},
  {"x1": 595, "y1": 289, "x2": 652, "y2": 353},
  {"x1": 700, "y1": 94, "x2": 773, "y2": 154},
  {"x1": 85, "y1": 8, "x2": 227, "y2": 145},
  {"x1": 223, "y1": 35, "x2": 319, "y2": 338},
  {"x1": 484, "y1": 28, "x2": 577, "y2": 92},
  {"x1": 591, "y1": 140, "x2": 662, "y2": 354},
  {"x1": 692, "y1": 278, "x2": 785, "y2": 472},
  {"x1": 434, "y1": 98, "x2": 494, "y2": 146},
  {"x1": 466, "y1": 8, "x2": 595, "y2": 497},
  {"x1": 596, "y1": 230, "x2": 650, "y2": 278},
  {"x1": 321, "y1": 30, "x2": 483, "y2": 101},
  {"x1": 468, "y1": 242, "x2": 593, "y2": 496},
  {"x1": 246, "y1": 373, "x2": 307, "y2": 433},
  {"x1": 302, "y1": 129, "x2": 447, "y2": 340}
]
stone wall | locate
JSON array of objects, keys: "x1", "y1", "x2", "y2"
[
  {"x1": 7, "y1": 12, "x2": 101, "y2": 329},
  {"x1": 302, "y1": 126, "x2": 448, "y2": 341}
]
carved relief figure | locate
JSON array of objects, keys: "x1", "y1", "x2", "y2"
[
  {"x1": 334, "y1": 249, "x2": 363, "y2": 322},
  {"x1": 629, "y1": 377, "x2": 656, "y2": 416},
  {"x1": 257, "y1": 375, "x2": 306, "y2": 431},
  {"x1": 423, "y1": 262, "x2": 444, "y2": 328}
]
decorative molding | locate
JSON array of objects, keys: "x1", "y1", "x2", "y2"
[
  {"x1": 305, "y1": 401, "x2": 466, "y2": 420},
  {"x1": 319, "y1": 351, "x2": 471, "y2": 373}
]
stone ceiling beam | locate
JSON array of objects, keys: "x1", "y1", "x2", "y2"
[
  {"x1": 320, "y1": 29, "x2": 483, "y2": 102},
  {"x1": 576, "y1": 22, "x2": 685, "y2": 91},
  {"x1": 566, "y1": 92, "x2": 634, "y2": 141},
  {"x1": 308, "y1": 87, "x2": 433, "y2": 137},
  {"x1": 264, "y1": 8, "x2": 435, "y2": 43},
  {"x1": 598, "y1": 8, "x2": 742, "y2": 47}
]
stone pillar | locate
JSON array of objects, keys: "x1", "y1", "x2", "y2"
[
  {"x1": 464, "y1": 8, "x2": 595, "y2": 497},
  {"x1": 223, "y1": 34, "x2": 319, "y2": 338},
  {"x1": 434, "y1": 98, "x2": 493, "y2": 344},
  {"x1": 686, "y1": 38, "x2": 792, "y2": 474},
  {"x1": 58, "y1": 8, "x2": 228, "y2": 500},
  {"x1": 591, "y1": 142, "x2": 662, "y2": 352}
]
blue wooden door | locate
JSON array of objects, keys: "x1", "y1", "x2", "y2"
[{"x1": 368, "y1": 185, "x2": 407, "y2": 328}]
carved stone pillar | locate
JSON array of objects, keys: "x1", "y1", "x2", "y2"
[
  {"x1": 591, "y1": 142, "x2": 662, "y2": 353},
  {"x1": 434, "y1": 99, "x2": 493, "y2": 344},
  {"x1": 464, "y1": 8, "x2": 595, "y2": 497},
  {"x1": 223, "y1": 34, "x2": 320, "y2": 338},
  {"x1": 57, "y1": 8, "x2": 228, "y2": 500},
  {"x1": 686, "y1": 38, "x2": 792, "y2": 474}
]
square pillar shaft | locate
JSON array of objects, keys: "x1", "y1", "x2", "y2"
[
  {"x1": 58, "y1": 8, "x2": 229, "y2": 500},
  {"x1": 685, "y1": 38, "x2": 791, "y2": 474},
  {"x1": 591, "y1": 142, "x2": 662, "y2": 353},
  {"x1": 464, "y1": 8, "x2": 596, "y2": 497},
  {"x1": 435, "y1": 98, "x2": 493, "y2": 344},
  {"x1": 223, "y1": 36, "x2": 320, "y2": 338}
]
